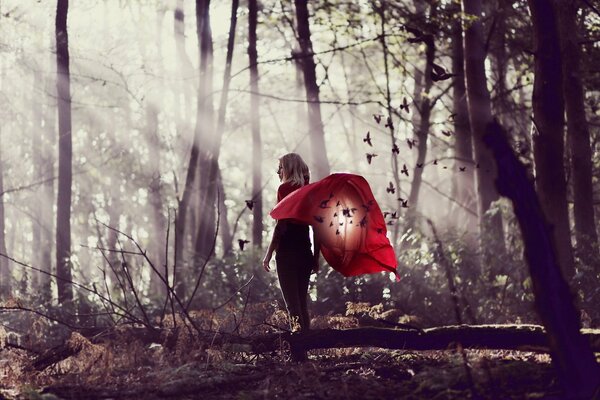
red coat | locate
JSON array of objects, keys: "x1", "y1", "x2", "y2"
[{"x1": 270, "y1": 173, "x2": 399, "y2": 279}]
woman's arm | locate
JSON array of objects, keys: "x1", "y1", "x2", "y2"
[{"x1": 262, "y1": 220, "x2": 287, "y2": 271}]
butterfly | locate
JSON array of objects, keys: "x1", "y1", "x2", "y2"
[
  {"x1": 363, "y1": 131, "x2": 372, "y2": 146},
  {"x1": 406, "y1": 138, "x2": 417, "y2": 149},
  {"x1": 401, "y1": 164, "x2": 409, "y2": 176},
  {"x1": 433, "y1": 159, "x2": 438, "y2": 165},
  {"x1": 245, "y1": 200, "x2": 254, "y2": 211},
  {"x1": 430, "y1": 62, "x2": 456, "y2": 82},
  {"x1": 392, "y1": 143, "x2": 400, "y2": 155},
  {"x1": 373, "y1": 114, "x2": 383, "y2": 124},
  {"x1": 238, "y1": 239, "x2": 250, "y2": 251},
  {"x1": 399, "y1": 97, "x2": 410, "y2": 113},
  {"x1": 359, "y1": 216, "x2": 367, "y2": 227},
  {"x1": 441, "y1": 130, "x2": 452, "y2": 137},
  {"x1": 385, "y1": 117, "x2": 394, "y2": 130},
  {"x1": 416, "y1": 163, "x2": 423, "y2": 168},
  {"x1": 366, "y1": 153, "x2": 378, "y2": 164},
  {"x1": 386, "y1": 181, "x2": 395, "y2": 194},
  {"x1": 459, "y1": 166, "x2": 466, "y2": 172},
  {"x1": 400, "y1": 199, "x2": 409, "y2": 208}
]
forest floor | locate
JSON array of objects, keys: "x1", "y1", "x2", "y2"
[
  {"x1": 0, "y1": 304, "x2": 576, "y2": 399},
  {"x1": 1, "y1": 343, "x2": 563, "y2": 399}
]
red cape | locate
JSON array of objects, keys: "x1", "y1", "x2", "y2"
[{"x1": 270, "y1": 173, "x2": 399, "y2": 279}]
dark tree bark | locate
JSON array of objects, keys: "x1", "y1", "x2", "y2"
[
  {"x1": 192, "y1": 0, "x2": 218, "y2": 262},
  {"x1": 462, "y1": 0, "x2": 505, "y2": 254},
  {"x1": 450, "y1": 16, "x2": 477, "y2": 235},
  {"x1": 558, "y1": 0, "x2": 598, "y2": 264},
  {"x1": 484, "y1": 121, "x2": 600, "y2": 399},
  {"x1": 407, "y1": 3, "x2": 436, "y2": 223},
  {"x1": 528, "y1": 0, "x2": 574, "y2": 280},
  {"x1": 248, "y1": 0, "x2": 263, "y2": 249},
  {"x1": 196, "y1": 0, "x2": 239, "y2": 257},
  {"x1": 173, "y1": 0, "x2": 213, "y2": 298},
  {"x1": 489, "y1": 0, "x2": 510, "y2": 129},
  {"x1": 55, "y1": 0, "x2": 73, "y2": 305},
  {"x1": 294, "y1": 0, "x2": 330, "y2": 180}
]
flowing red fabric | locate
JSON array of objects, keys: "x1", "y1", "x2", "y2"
[{"x1": 270, "y1": 173, "x2": 399, "y2": 279}]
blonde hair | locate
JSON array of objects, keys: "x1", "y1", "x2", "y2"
[{"x1": 279, "y1": 153, "x2": 310, "y2": 186}]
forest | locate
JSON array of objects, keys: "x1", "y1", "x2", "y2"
[{"x1": 0, "y1": 0, "x2": 599, "y2": 398}]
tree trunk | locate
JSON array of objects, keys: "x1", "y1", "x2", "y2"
[
  {"x1": 173, "y1": 0, "x2": 213, "y2": 299},
  {"x1": 55, "y1": 0, "x2": 73, "y2": 306},
  {"x1": 484, "y1": 121, "x2": 600, "y2": 399},
  {"x1": 407, "y1": 3, "x2": 436, "y2": 224},
  {"x1": 528, "y1": 0, "x2": 574, "y2": 280},
  {"x1": 193, "y1": 0, "x2": 215, "y2": 260},
  {"x1": 462, "y1": 0, "x2": 505, "y2": 255},
  {"x1": 294, "y1": 0, "x2": 330, "y2": 180},
  {"x1": 377, "y1": 1, "x2": 401, "y2": 245},
  {"x1": 40, "y1": 50, "x2": 56, "y2": 304},
  {"x1": 489, "y1": 0, "x2": 510, "y2": 130},
  {"x1": 248, "y1": 0, "x2": 263, "y2": 249},
  {"x1": 558, "y1": 0, "x2": 598, "y2": 265},
  {"x1": 196, "y1": 0, "x2": 239, "y2": 258},
  {"x1": 450, "y1": 16, "x2": 477, "y2": 236}
]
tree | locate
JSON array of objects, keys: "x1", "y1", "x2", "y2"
[
  {"x1": 248, "y1": 0, "x2": 263, "y2": 249},
  {"x1": 450, "y1": 13, "x2": 476, "y2": 236},
  {"x1": 484, "y1": 121, "x2": 600, "y2": 399},
  {"x1": 406, "y1": 2, "x2": 437, "y2": 225},
  {"x1": 461, "y1": 0, "x2": 505, "y2": 256},
  {"x1": 558, "y1": 0, "x2": 598, "y2": 265},
  {"x1": 294, "y1": 0, "x2": 330, "y2": 180},
  {"x1": 55, "y1": 0, "x2": 73, "y2": 305},
  {"x1": 528, "y1": 0, "x2": 574, "y2": 279}
]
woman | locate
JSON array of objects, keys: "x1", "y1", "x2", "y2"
[{"x1": 262, "y1": 153, "x2": 320, "y2": 333}]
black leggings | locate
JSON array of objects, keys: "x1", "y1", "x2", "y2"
[{"x1": 276, "y1": 252, "x2": 312, "y2": 331}]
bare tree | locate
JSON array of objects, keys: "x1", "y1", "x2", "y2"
[
  {"x1": 528, "y1": 0, "x2": 574, "y2": 279},
  {"x1": 55, "y1": 0, "x2": 73, "y2": 305},
  {"x1": 450, "y1": 12, "x2": 476, "y2": 236},
  {"x1": 558, "y1": 0, "x2": 598, "y2": 265},
  {"x1": 462, "y1": 0, "x2": 505, "y2": 255},
  {"x1": 248, "y1": 0, "x2": 263, "y2": 249},
  {"x1": 407, "y1": 2, "x2": 437, "y2": 224},
  {"x1": 294, "y1": 0, "x2": 330, "y2": 180}
]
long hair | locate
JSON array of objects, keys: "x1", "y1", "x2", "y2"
[{"x1": 279, "y1": 153, "x2": 310, "y2": 186}]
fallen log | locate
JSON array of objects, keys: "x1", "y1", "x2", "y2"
[
  {"x1": 29, "y1": 324, "x2": 600, "y2": 371},
  {"x1": 234, "y1": 324, "x2": 600, "y2": 354}
]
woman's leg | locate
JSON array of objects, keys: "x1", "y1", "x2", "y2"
[
  {"x1": 276, "y1": 258, "x2": 303, "y2": 331},
  {"x1": 297, "y1": 261, "x2": 312, "y2": 331}
]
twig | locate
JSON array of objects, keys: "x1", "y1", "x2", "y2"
[
  {"x1": 95, "y1": 221, "x2": 205, "y2": 335},
  {"x1": 0, "y1": 253, "x2": 145, "y2": 326},
  {"x1": 213, "y1": 275, "x2": 255, "y2": 312}
]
